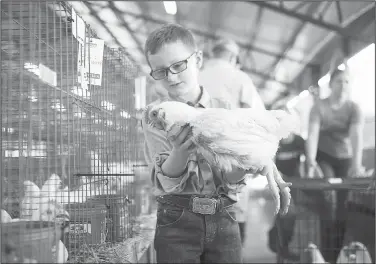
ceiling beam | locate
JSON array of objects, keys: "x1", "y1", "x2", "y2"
[
  {"x1": 291, "y1": 2, "x2": 308, "y2": 12},
  {"x1": 316, "y1": 1, "x2": 333, "y2": 20},
  {"x1": 118, "y1": 9, "x2": 316, "y2": 66},
  {"x1": 86, "y1": 1, "x2": 148, "y2": 69},
  {"x1": 83, "y1": 2, "x2": 138, "y2": 64},
  {"x1": 242, "y1": 65, "x2": 291, "y2": 86},
  {"x1": 335, "y1": 1, "x2": 343, "y2": 24},
  {"x1": 246, "y1": 5, "x2": 263, "y2": 66},
  {"x1": 85, "y1": 3, "x2": 287, "y2": 85},
  {"x1": 246, "y1": 1, "x2": 370, "y2": 43},
  {"x1": 106, "y1": 2, "x2": 144, "y2": 55},
  {"x1": 259, "y1": 2, "x2": 322, "y2": 88},
  {"x1": 202, "y1": 51, "x2": 290, "y2": 86},
  {"x1": 293, "y1": 3, "x2": 375, "y2": 84}
]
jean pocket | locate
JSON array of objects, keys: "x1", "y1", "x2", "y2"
[
  {"x1": 224, "y1": 205, "x2": 238, "y2": 222},
  {"x1": 157, "y1": 203, "x2": 185, "y2": 227}
]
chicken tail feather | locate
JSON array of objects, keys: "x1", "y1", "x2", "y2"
[{"x1": 270, "y1": 110, "x2": 300, "y2": 139}]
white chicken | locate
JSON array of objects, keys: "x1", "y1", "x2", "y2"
[
  {"x1": 52, "y1": 240, "x2": 69, "y2": 264},
  {"x1": 20, "y1": 180, "x2": 41, "y2": 219},
  {"x1": 337, "y1": 241, "x2": 373, "y2": 264},
  {"x1": 20, "y1": 174, "x2": 70, "y2": 263},
  {"x1": 20, "y1": 174, "x2": 70, "y2": 222},
  {"x1": 147, "y1": 101, "x2": 299, "y2": 214},
  {"x1": 1, "y1": 209, "x2": 12, "y2": 223},
  {"x1": 303, "y1": 243, "x2": 328, "y2": 264}
]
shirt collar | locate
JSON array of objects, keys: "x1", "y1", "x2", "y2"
[{"x1": 169, "y1": 86, "x2": 210, "y2": 108}]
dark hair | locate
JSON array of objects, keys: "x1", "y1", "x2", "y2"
[{"x1": 144, "y1": 23, "x2": 197, "y2": 62}]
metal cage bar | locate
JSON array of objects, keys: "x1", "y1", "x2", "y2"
[{"x1": 1, "y1": 1, "x2": 144, "y2": 262}]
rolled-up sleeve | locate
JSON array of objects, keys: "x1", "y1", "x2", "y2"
[
  {"x1": 142, "y1": 107, "x2": 194, "y2": 193},
  {"x1": 151, "y1": 152, "x2": 188, "y2": 193}
]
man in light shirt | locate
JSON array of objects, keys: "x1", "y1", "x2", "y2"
[
  {"x1": 199, "y1": 38, "x2": 265, "y2": 110},
  {"x1": 200, "y1": 38, "x2": 266, "y2": 245}
]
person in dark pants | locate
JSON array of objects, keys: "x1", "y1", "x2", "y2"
[
  {"x1": 142, "y1": 23, "x2": 268, "y2": 263},
  {"x1": 306, "y1": 67, "x2": 365, "y2": 263},
  {"x1": 268, "y1": 129, "x2": 305, "y2": 261}
]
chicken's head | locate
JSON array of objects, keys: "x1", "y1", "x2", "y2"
[
  {"x1": 148, "y1": 101, "x2": 199, "y2": 133},
  {"x1": 23, "y1": 181, "x2": 40, "y2": 197},
  {"x1": 41, "y1": 173, "x2": 63, "y2": 195}
]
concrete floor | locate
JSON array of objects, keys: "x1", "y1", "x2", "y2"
[{"x1": 241, "y1": 177, "x2": 278, "y2": 263}]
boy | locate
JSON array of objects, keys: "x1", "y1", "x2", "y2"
[{"x1": 141, "y1": 23, "x2": 266, "y2": 263}]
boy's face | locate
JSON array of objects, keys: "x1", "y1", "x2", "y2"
[{"x1": 148, "y1": 41, "x2": 203, "y2": 99}]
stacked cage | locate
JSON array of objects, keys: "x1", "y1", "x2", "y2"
[
  {"x1": 276, "y1": 177, "x2": 375, "y2": 264},
  {"x1": 1, "y1": 1, "x2": 145, "y2": 263}
]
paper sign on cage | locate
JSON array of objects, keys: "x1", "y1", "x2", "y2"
[
  {"x1": 77, "y1": 38, "x2": 105, "y2": 88},
  {"x1": 39, "y1": 63, "x2": 57, "y2": 87},
  {"x1": 72, "y1": 8, "x2": 86, "y2": 45}
]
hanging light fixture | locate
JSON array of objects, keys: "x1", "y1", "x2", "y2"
[{"x1": 163, "y1": 1, "x2": 177, "y2": 15}]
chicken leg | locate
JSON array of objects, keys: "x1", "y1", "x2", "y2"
[
  {"x1": 272, "y1": 162, "x2": 292, "y2": 215},
  {"x1": 264, "y1": 161, "x2": 292, "y2": 215}
]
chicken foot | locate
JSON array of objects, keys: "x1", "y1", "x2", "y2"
[
  {"x1": 272, "y1": 162, "x2": 292, "y2": 215},
  {"x1": 264, "y1": 161, "x2": 292, "y2": 215},
  {"x1": 264, "y1": 162, "x2": 282, "y2": 214}
]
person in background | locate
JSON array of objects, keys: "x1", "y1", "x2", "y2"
[
  {"x1": 305, "y1": 67, "x2": 365, "y2": 263},
  {"x1": 199, "y1": 38, "x2": 265, "y2": 109},
  {"x1": 267, "y1": 105, "x2": 304, "y2": 261},
  {"x1": 200, "y1": 38, "x2": 265, "y2": 245},
  {"x1": 142, "y1": 23, "x2": 267, "y2": 263}
]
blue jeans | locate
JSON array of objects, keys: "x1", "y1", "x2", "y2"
[{"x1": 154, "y1": 200, "x2": 242, "y2": 263}]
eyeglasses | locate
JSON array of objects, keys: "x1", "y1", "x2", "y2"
[{"x1": 150, "y1": 52, "x2": 196, "y2": 80}]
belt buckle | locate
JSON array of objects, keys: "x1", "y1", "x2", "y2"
[{"x1": 192, "y1": 197, "x2": 217, "y2": 215}]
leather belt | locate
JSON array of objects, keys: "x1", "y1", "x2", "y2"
[{"x1": 156, "y1": 194, "x2": 235, "y2": 215}]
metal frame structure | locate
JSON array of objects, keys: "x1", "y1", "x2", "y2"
[
  {"x1": 1, "y1": 1, "x2": 145, "y2": 262},
  {"x1": 83, "y1": 1, "x2": 375, "y2": 90}
]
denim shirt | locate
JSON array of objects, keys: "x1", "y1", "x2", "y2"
[{"x1": 142, "y1": 87, "x2": 247, "y2": 202}]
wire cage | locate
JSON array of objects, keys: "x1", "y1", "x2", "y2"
[
  {"x1": 276, "y1": 177, "x2": 375, "y2": 264},
  {"x1": 1, "y1": 1, "x2": 145, "y2": 263}
]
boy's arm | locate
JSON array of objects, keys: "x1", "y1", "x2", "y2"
[{"x1": 142, "y1": 107, "x2": 195, "y2": 193}]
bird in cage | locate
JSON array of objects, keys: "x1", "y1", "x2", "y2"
[
  {"x1": 20, "y1": 180, "x2": 41, "y2": 220},
  {"x1": 10, "y1": 174, "x2": 70, "y2": 263},
  {"x1": 20, "y1": 174, "x2": 70, "y2": 222},
  {"x1": 1, "y1": 209, "x2": 12, "y2": 223},
  {"x1": 146, "y1": 101, "x2": 299, "y2": 214},
  {"x1": 20, "y1": 175, "x2": 70, "y2": 250},
  {"x1": 52, "y1": 240, "x2": 69, "y2": 264},
  {"x1": 337, "y1": 241, "x2": 373, "y2": 264},
  {"x1": 303, "y1": 243, "x2": 328, "y2": 264}
]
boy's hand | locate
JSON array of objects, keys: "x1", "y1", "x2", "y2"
[
  {"x1": 161, "y1": 125, "x2": 196, "y2": 177},
  {"x1": 169, "y1": 125, "x2": 196, "y2": 155}
]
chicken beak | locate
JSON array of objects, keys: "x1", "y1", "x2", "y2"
[{"x1": 158, "y1": 109, "x2": 166, "y2": 120}]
